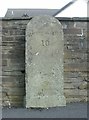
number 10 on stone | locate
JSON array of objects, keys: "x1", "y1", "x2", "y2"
[{"x1": 26, "y1": 15, "x2": 66, "y2": 108}]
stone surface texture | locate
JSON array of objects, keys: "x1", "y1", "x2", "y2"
[{"x1": 26, "y1": 15, "x2": 66, "y2": 108}]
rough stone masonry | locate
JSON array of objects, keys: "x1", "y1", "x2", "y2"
[{"x1": 26, "y1": 15, "x2": 66, "y2": 108}]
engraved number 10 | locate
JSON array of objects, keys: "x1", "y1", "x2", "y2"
[{"x1": 42, "y1": 40, "x2": 49, "y2": 46}]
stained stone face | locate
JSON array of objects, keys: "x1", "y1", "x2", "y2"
[{"x1": 26, "y1": 15, "x2": 66, "y2": 108}]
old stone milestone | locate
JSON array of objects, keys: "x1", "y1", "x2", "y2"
[{"x1": 26, "y1": 15, "x2": 66, "y2": 108}]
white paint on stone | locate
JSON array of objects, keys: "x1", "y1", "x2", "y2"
[{"x1": 26, "y1": 15, "x2": 66, "y2": 108}]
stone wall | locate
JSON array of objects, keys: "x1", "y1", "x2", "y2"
[
  {"x1": 0, "y1": 17, "x2": 88, "y2": 107},
  {"x1": 0, "y1": 20, "x2": 2, "y2": 107}
]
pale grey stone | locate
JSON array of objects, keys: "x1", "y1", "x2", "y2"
[{"x1": 26, "y1": 15, "x2": 66, "y2": 108}]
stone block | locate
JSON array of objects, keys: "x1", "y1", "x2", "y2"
[{"x1": 26, "y1": 15, "x2": 66, "y2": 108}]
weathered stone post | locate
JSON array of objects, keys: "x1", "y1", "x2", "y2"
[{"x1": 26, "y1": 15, "x2": 66, "y2": 108}]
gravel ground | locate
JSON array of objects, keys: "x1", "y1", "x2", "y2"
[{"x1": 2, "y1": 102, "x2": 88, "y2": 118}]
